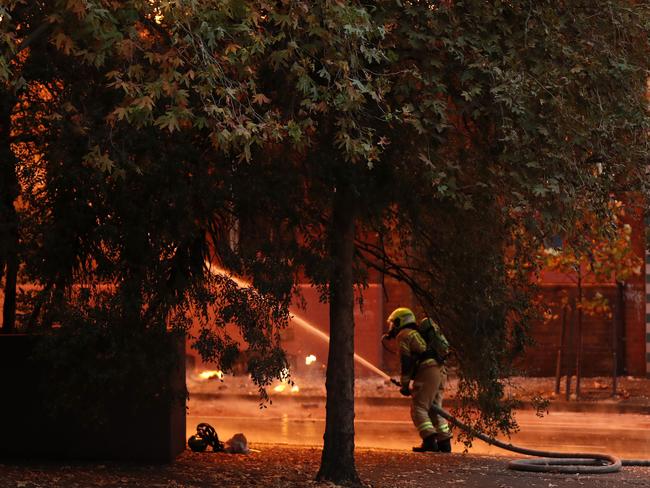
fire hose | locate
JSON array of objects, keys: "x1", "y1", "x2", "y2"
[{"x1": 390, "y1": 379, "x2": 650, "y2": 473}]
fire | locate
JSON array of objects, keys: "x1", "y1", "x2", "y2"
[
  {"x1": 273, "y1": 383, "x2": 300, "y2": 393},
  {"x1": 305, "y1": 354, "x2": 317, "y2": 365},
  {"x1": 198, "y1": 370, "x2": 224, "y2": 380}
]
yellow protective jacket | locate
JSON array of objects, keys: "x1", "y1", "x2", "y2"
[{"x1": 396, "y1": 326, "x2": 437, "y2": 386}]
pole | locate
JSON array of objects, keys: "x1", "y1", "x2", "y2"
[
  {"x1": 611, "y1": 282, "x2": 624, "y2": 397},
  {"x1": 565, "y1": 299, "x2": 575, "y2": 401},
  {"x1": 555, "y1": 305, "x2": 567, "y2": 395},
  {"x1": 575, "y1": 273, "x2": 583, "y2": 399}
]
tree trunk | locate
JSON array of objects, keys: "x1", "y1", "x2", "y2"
[
  {"x1": 2, "y1": 231, "x2": 18, "y2": 332},
  {"x1": 316, "y1": 179, "x2": 360, "y2": 485},
  {"x1": 0, "y1": 94, "x2": 18, "y2": 333}
]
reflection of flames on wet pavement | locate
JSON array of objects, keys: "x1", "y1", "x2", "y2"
[{"x1": 198, "y1": 370, "x2": 224, "y2": 380}]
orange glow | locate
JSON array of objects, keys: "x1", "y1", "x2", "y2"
[
  {"x1": 273, "y1": 383, "x2": 299, "y2": 393},
  {"x1": 198, "y1": 370, "x2": 224, "y2": 380}
]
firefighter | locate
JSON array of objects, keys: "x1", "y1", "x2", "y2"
[{"x1": 384, "y1": 307, "x2": 452, "y2": 453}]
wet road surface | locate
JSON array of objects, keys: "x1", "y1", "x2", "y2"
[{"x1": 187, "y1": 397, "x2": 650, "y2": 460}]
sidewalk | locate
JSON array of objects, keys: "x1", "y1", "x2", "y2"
[
  {"x1": 188, "y1": 373, "x2": 650, "y2": 414},
  {"x1": 1, "y1": 444, "x2": 648, "y2": 487}
]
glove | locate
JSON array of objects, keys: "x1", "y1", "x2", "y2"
[{"x1": 399, "y1": 384, "x2": 411, "y2": 397}]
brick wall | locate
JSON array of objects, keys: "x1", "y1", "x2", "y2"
[
  {"x1": 645, "y1": 251, "x2": 650, "y2": 378},
  {"x1": 623, "y1": 276, "x2": 646, "y2": 376},
  {"x1": 623, "y1": 201, "x2": 647, "y2": 376},
  {"x1": 515, "y1": 270, "x2": 647, "y2": 377},
  {"x1": 522, "y1": 285, "x2": 620, "y2": 377}
]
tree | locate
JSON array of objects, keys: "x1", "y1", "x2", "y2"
[
  {"x1": 0, "y1": 0, "x2": 292, "y2": 405},
  {"x1": 1, "y1": 1, "x2": 648, "y2": 486},
  {"x1": 236, "y1": 1, "x2": 649, "y2": 479}
]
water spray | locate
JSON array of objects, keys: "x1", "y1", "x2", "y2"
[{"x1": 206, "y1": 263, "x2": 392, "y2": 379}]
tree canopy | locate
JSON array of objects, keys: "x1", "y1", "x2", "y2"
[{"x1": 1, "y1": 1, "x2": 648, "y2": 484}]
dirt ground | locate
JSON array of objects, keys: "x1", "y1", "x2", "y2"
[
  {"x1": 3, "y1": 375, "x2": 648, "y2": 488},
  {"x1": 1, "y1": 445, "x2": 648, "y2": 488}
]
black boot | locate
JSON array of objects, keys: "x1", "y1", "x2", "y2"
[
  {"x1": 412, "y1": 434, "x2": 438, "y2": 452},
  {"x1": 437, "y1": 437, "x2": 452, "y2": 453}
]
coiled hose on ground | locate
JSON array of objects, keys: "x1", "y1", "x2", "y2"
[{"x1": 430, "y1": 404, "x2": 650, "y2": 474}]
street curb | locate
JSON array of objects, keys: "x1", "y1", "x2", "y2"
[{"x1": 189, "y1": 392, "x2": 650, "y2": 415}]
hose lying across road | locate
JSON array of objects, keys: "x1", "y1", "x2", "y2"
[{"x1": 430, "y1": 404, "x2": 650, "y2": 474}]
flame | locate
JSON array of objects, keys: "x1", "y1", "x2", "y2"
[
  {"x1": 305, "y1": 354, "x2": 317, "y2": 365},
  {"x1": 199, "y1": 370, "x2": 224, "y2": 380},
  {"x1": 273, "y1": 383, "x2": 299, "y2": 393}
]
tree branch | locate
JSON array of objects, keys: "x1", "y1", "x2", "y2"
[{"x1": 139, "y1": 16, "x2": 172, "y2": 47}]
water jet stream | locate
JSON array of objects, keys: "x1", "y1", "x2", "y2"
[{"x1": 206, "y1": 263, "x2": 391, "y2": 381}]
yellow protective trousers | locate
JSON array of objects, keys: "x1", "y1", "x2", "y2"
[{"x1": 410, "y1": 364, "x2": 451, "y2": 440}]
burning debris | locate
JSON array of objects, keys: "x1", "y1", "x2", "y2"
[
  {"x1": 198, "y1": 370, "x2": 224, "y2": 380},
  {"x1": 273, "y1": 382, "x2": 300, "y2": 394}
]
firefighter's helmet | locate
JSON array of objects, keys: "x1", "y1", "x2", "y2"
[
  {"x1": 386, "y1": 307, "x2": 416, "y2": 335},
  {"x1": 188, "y1": 434, "x2": 208, "y2": 452},
  {"x1": 188, "y1": 423, "x2": 225, "y2": 452}
]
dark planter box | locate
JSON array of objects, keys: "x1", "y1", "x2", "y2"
[{"x1": 0, "y1": 334, "x2": 186, "y2": 463}]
